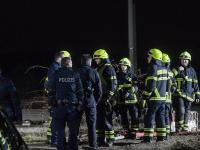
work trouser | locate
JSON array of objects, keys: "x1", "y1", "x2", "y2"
[
  {"x1": 118, "y1": 103, "x2": 139, "y2": 132},
  {"x1": 52, "y1": 104, "x2": 79, "y2": 150},
  {"x1": 173, "y1": 97, "x2": 191, "y2": 131},
  {"x1": 165, "y1": 103, "x2": 172, "y2": 135},
  {"x1": 47, "y1": 95, "x2": 57, "y2": 144},
  {"x1": 47, "y1": 109, "x2": 57, "y2": 144},
  {"x1": 96, "y1": 99, "x2": 114, "y2": 144},
  {"x1": 144, "y1": 101, "x2": 166, "y2": 142},
  {"x1": 78, "y1": 103, "x2": 97, "y2": 148}
]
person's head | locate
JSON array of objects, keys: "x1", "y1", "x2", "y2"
[
  {"x1": 162, "y1": 53, "x2": 171, "y2": 67},
  {"x1": 118, "y1": 58, "x2": 131, "y2": 73},
  {"x1": 179, "y1": 51, "x2": 191, "y2": 67},
  {"x1": 60, "y1": 50, "x2": 71, "y2": 58},
  {"x1": 93, "y1": 49, "x2": 109, "y2": 65},
  {"x1": 61, "y1": 57, "x2": 72, "y2": 68},
  {"x1": 54, "y1": 52, "x2": 63, "y2": 65},
  {"x1": 55, "y1": 50, "x2": 71, "y2": 65},
  {"x1": 147, "y1": 48, "x2": 162, "y2": 64},
  {"x1": 81, "y1": 54, "x2": 92, "y2": 66}
]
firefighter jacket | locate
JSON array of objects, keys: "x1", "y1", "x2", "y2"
[
  {"x1": 142, "y1": 60, "x2": 168, "y2": 101},
  {"x1": 77, "y1": 65, "x2": 102, "y2": 106},
  {"x1": 96, "y1": 59, "x2": 117, "y2": 99},
  {"x1": 172, "y1": 66, "x2": 200, "y2": 102},
  {"x1": 166, "y1": 68, "x2": 177, "y2": 103},
  {"x1": 116, "y1": 70, "x2": 138, "y2": 104},
  {"x1": 47, "y1": 67, "x2": 84, "y2": 106},
  {"x1": 0, "y1": 76, "x2": 22, "y2": 121}
]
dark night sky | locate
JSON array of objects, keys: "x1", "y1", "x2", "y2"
[{"x1": 0, "y1": 1, "x2": 200, "y2": 90}]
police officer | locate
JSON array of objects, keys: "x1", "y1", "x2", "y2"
[
  {"x1": 47, "y1": 57, "x2": 83, "y2": 150},
  {"x1": 142, "y1": 48, "x2": 168, "y2": 142},
  {"x1": 0, "y1": 67, "x2": 22, "y2": 122},
  {"x1": 162, "y1": 53, "x2": 176, "y2": 140},
  {"x1": 116, "y1": 58, "x2": 139, "y2": 135},
  {"x1": 77, "y1": 54, "x2": 102, "y2": 149},
  {"x1": 45, "y1": 50, "x2": 71, "y2": 145},
  {"x1": 93, "y1": 49, "x2": 117, "y2": 147},
  {"x1": 172, "y1": 51, "x2": 200, "y2": 132}
]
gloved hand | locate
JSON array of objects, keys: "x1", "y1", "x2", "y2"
[
  {"x1": 105, "y1": 100, "x2": 112, "y2": 112},
  {"x1": 124, "y1": 92, "x2": 130, "y2": 99},
  {"x1": 104, "y1": 95, "x2": 112, "y2": 110},
  {"x1": 77, "y1": 104, "x2": 83, "y2": 112},
  {"x1": 179, "y1": 66, "x2": 184, "y2": 71},
  {"x1": 195, "y1": 99, "x2": 200, "y2": 103}
]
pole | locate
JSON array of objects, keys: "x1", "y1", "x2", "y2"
[{"x1": 128, "y1": 0, "x2": 137, "y2": 72}]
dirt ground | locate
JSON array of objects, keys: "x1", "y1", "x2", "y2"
[{"x1": 27, "y1": 134, "x2": 200, "y2": 150}]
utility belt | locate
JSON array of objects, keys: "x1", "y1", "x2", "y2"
[{"x1": 56, "y1": 99, "x2": 77, "y2": 107}]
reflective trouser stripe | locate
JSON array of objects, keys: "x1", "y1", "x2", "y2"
[
  {"x1": 96, "y1": 130, "x2": 105, "y2": 139},
  {"x1": 105, "y1": 130, "x2": 115, "y2": 139},
  {"x1": 47, "y1": 117, "x2": 52, "y2": 137},
  {"x1": 177, "y1": 120, "x2": 184, "y2": 128},
  {"x1": 183, "y1": 124, "x2": 189, "y2": 131},
  {"x1": 144, "y1": 128, "x2": 154, "y2": 137},
  {"x1": 165, "y1": 125, "x2": 171, "y2": 134},
  {"x1": 156, "y1": 128, "x2": 166, "y2": 137}
]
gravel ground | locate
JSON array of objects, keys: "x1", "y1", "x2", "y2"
[{"x1": 27, "y1": 134, "x2": 200, "y2": 150}]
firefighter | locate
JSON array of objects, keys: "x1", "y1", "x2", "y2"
[
  {"x1": 0, "y1": 130, "x2": 10, "y2": 150},
  {"x1": 47, "y1": 57, "x2": 84, "y2": 150},
  {"x1": 172, "y1": 51, "x2": 200, "y2": 132},
  {"x1": 0, "y1": 67, "x2": 22, "y2": 122},
  {"x1": 116, "y1": 58, "x2": 139, "y2": 135},
  {"x1": 45, "y1": 50, "x2": 71, "y2": 146},
  {"x1": 93, "y1": 49, "x2": 117, "y2": 147},
  {"x1": 162, "y1": 53, "x2": 176, "y2": 140},
  {"x1": 77, "y1": 54, "x2": 102, "y2": 149},
  {"x1": 142, "y1": 48, "x2": 168, "y2": 142}
]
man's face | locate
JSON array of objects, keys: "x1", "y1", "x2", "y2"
[
  {"x1": 88, "y1": 59, "x2": 92, "y2": 66},
  {"x1": 69, "y1": 60, "x2": 73, "y2": 67},
  {"x1": 94, "y1": 58, "x2": 102, "y2": 65},
  {"x1": 181, "y1": 59, "x2": 189, "y2": 67},
  {"x1": 120, "y1": 65, "x2": 128, "y2": 73},
  {"x1": 57, "y1": 57, "x2": 62, "y2": 65},
  {"x1": 147, "y1": 55, "x2": 152, "y2": 64}
]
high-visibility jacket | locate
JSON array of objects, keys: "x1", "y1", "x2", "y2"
[
  {"x1": 117, "y1": 70, "x2": 138, "y2": 104},
  {"x1": 0, "y1": 130, "x2": 11, "y2": 150},
  {"x1": 166, "y1": 69, "x2": 177, "y2": 103},
  {"x1": 172, "y1": 66, "x2": 200, "y2": 102},
  {"x1": 143, "y1": 60, "x2": 168, "y2": 101},
  {"x1": 97, "y1": 59, "x2": 117, "y2": 98}
]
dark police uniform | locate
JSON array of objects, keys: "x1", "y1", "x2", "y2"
[
  {"x1": 96, "y1": 59, "x2": 117, "y2": 145},
  {"x1": 142, "y1": 60, "x2": 168, "y2": 142},
  {"x1": 0, "y1": 76, "x2": 21, "y2": 122},
  {"x1": 48, "y1": 66, "x2": 84, "y2": 150},
  {"x1": 172, "y1": 66, "x2": 200, "y2": 131},
  {"x1": 77, "y1": 64, "x2": 102, "y2": 148},
  {"x1": 45, "y1": 62, "x2": 60, "y2": 145},
  {"x1": 116, "y1": 70, "x2": 139, "y2": 133}
]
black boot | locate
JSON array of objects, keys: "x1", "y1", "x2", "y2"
[
  {"x1": 143, "y1": 137, "x2": 153, "y2": 143},
  {"x1": 97, "y1": 137, "x2": 106, "y2": 147},
  {"x1": 157, "y1": 136, "x2": 165, "y2": 142}
]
